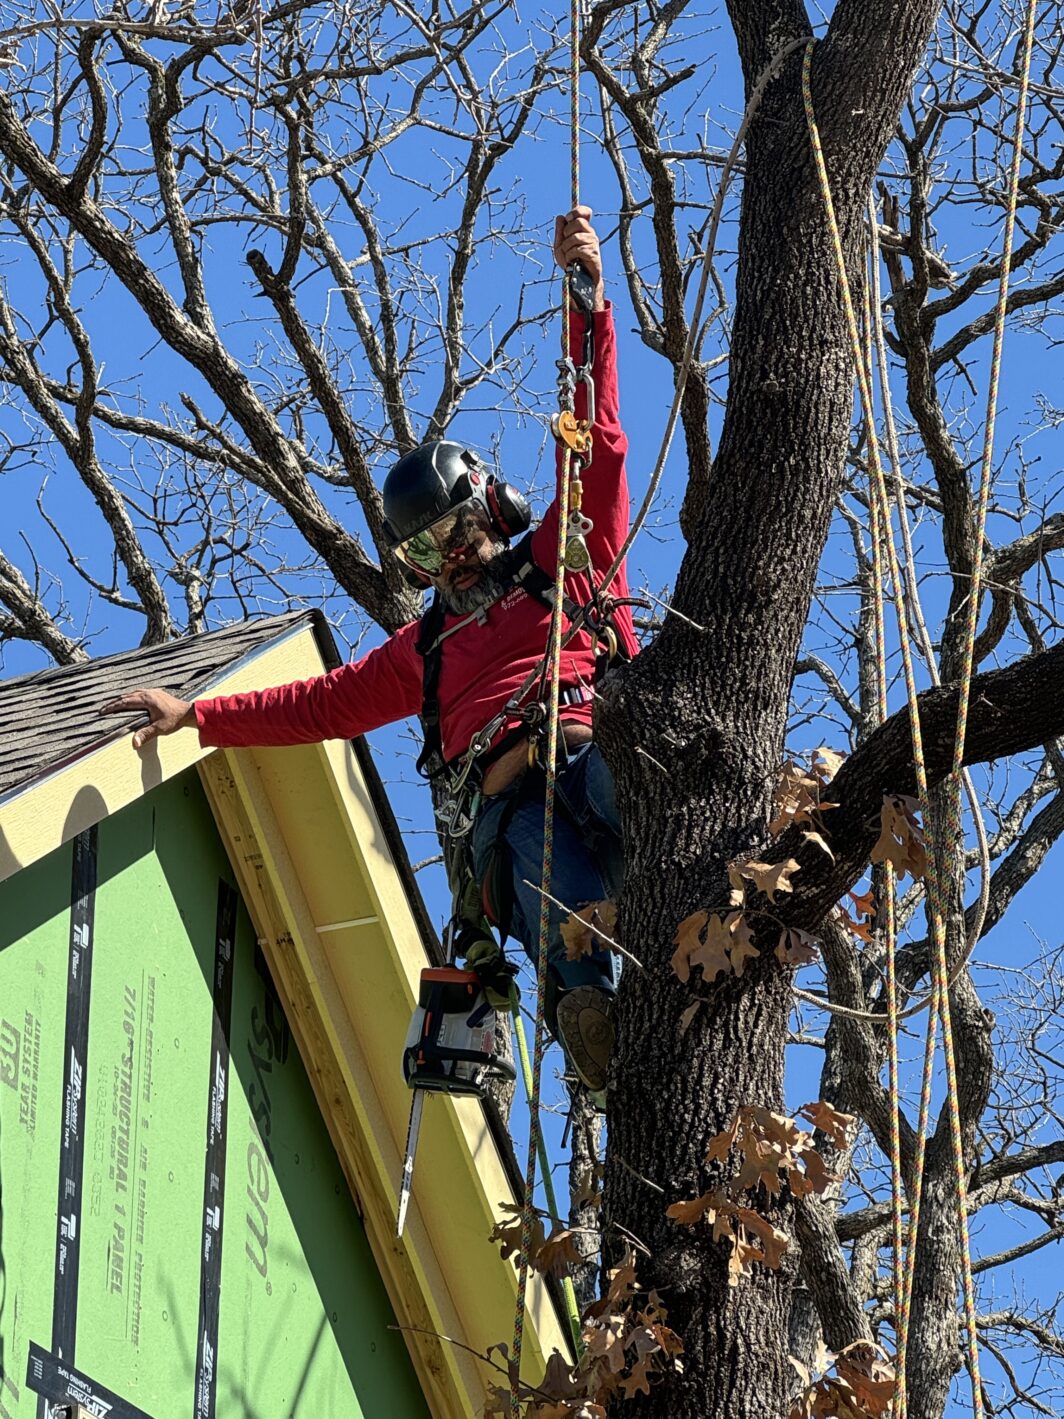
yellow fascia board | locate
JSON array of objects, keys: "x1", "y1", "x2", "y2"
[
  {"x1": 0, "y1": 627, "x2": 315, "y2": 884},
  {"x1": 202, "y1": 648, "x2": 570, "y2": 1415}
]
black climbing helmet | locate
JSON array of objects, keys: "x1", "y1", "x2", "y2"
[{"x1": 382, "y1": 441, "x2": 531, "y2": 563}]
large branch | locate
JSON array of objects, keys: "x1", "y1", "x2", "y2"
[
  {"x1": 0, "y1": 550, "x2": 86, "y2": 665},
  {"x1": 774, "y1": 640, "x2": 1064, "y2": 933}
]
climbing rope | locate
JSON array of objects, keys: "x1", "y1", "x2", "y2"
[
  {"x1": 905, "y1": 4, "x2": 1038, "y2": 1407},
  {"x1": 801, "y1": 35, "x2": 981, "y2": 1411},
  {"x1": 511, "y1": 993, "x2": 583, "y2": 1353},
  {"x1": 509, "y1": 2, "x2": 584, "y2": 1410},
  {"x1": 802, "y1": 42, "x2": 956, "y2": 1402},
  {"x1": 803, "y1": 10, "x2": 1036, "y2": 1408},
  {"x1": 508, "y1": 440, "x2": 574, "y2": 1417},
  {"x1": 862, "y1": 300, "x2": 905, "y2": 1411}
]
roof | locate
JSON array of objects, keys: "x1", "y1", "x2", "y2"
[
  {"x1": 0, "y1": 609, "x2": 318, "y2": 798},
  {"x1": 0, "y1": 611, "x2": 571, "y2": 1413}
]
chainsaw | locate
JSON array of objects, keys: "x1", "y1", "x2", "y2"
[{"x1": 396, "y1": 966, "x2": 515, "y2": 1236}]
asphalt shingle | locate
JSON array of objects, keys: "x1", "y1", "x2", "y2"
[{"x1": 0, "y1": 609, "x2": 325, "y2": 798}]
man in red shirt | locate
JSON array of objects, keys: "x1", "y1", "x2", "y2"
[{"x1": 103, "y1": 208, "x2": 636, "y2": 1098}]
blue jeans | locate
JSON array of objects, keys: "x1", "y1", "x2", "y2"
[{"x1": 471, "y1": 743, "x2": 622, "y2": 995}]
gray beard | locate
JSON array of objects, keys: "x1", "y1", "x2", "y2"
[{"x1": 438, "y1": 541, "x2": 510, "y2": 615}]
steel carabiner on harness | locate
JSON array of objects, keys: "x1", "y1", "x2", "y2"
[{"x1": 435, "y1": 707, "x2": 511, "y2": 839}]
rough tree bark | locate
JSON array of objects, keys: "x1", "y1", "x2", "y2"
[{"x1": 597, "y1": 4, "x2": 952, "y2": 1415}]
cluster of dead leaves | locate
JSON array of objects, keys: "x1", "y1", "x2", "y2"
[
  {"x1": 769, "y1": 748, "x2": 843, "y2": 852},
  {"x1": 870, "y1": 794, "x2": 927, "y2": 881},
  {"x1": 669, "y1": 748, "x2": 848, "y2": 999},
  {"x1": 789, "y1": 1343, "x2": 896, "y2": 1419},
  {"x1": 665, "y1": 1189, "x2": 790, "y2": 1285},
  {"x1": 671, "y1": 906, "x2": 760, "y2": 987},
  {"x1": 671, "y1": 858, "x2": 820, "y2": 1010},
  {"x1": 483, "y1": 1249, "x2": 683, "y2": 1418},
  {"x1": 665, "y1": 1103, "x2": 853, "y2": 1285},
  {"x1": 561, "y1": 901, "x2": 618, "y2": 961},
  {"x1": 489, "y1": 1203, "x2": 585, "y2": 1280}
]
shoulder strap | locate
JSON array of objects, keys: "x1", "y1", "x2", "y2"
[
  {"x1": 505, "y1": 530, "x2": 556, "y2": 610},
  {"x1": 415, "y1": 594, "x2": 448, "y2": 780}
]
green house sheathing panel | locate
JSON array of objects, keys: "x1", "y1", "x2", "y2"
[{"x1": 0, "y1": 769, "x2": 430, "y2": 1419}]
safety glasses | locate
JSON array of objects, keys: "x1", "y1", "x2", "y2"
[{"x1": 394, "y1": 499, "x2": 492, "y2": 576}]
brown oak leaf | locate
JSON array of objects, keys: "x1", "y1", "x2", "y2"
[
  {"x1": 799, "y1": 1101, "x2": 856, "y2": 1151},
  {"x1": 690, "y1": 912, "x2": 733, "y2": 982},
  {"x1": 605, "y1": 1249, "x2": 638, "y2": 1304},
  {"x1": 621, "y1": 1356, "x2": 653, "y2": 1399},
  {"x1": 665, "y1": 1193, "x2": 715, "y2": 1226},
  {"x1": 740, "y1": 857, "x2": 801, "y2": 902},
  {"x1": 671, "y1": 911, "x2": 709, "y2": 983},
  {"x1": 584, "y1": 1314, "x2": 627, "y2": 1373},
  {"x1": 561, "y1": 900, "x2": 618, "y2": 960},
  {"x1": 803, "y1": 828, "x2": 835, "y2": 861},
  {"x1": 812, "y1": 746, "x2": 846, "y2": 781},
  {"x1": 727, "y1": 911, "x2": 761, "y2": 977},
  {"x1": 535, "y1": 1226, "x2": 584, "y2": 1278},
  {"x1": 848, "y1": 887, "x2": 875, "y2": 918},
  {"x1": 870, "y1": 795, "x2": 927, "y2": 880},
  {"x1": 706, "y1": 1112, "x2": 741, "y2": 1164},
  {"x1": 776, "y1": 928, "x2": 819, "y2": 967},
  {"x1": 735, "y1": 1205, "x2": 790, "y2": 1270}
]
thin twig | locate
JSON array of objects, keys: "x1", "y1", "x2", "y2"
[{"x1": 520, "y1": 879, "x2": 645, "y2": 970}]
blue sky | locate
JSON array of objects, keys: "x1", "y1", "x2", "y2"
[{"x1": 1, "y1": 3, "x2": 1063, "y2": 1410}]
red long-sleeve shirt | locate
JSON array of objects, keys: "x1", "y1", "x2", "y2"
[{"x1": 195, "y1": 305, "x2": 637, "y2": 762}]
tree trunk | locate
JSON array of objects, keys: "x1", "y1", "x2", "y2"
[{"x1": 596, "y1": 6, "x2": 945, "y2": 1413}]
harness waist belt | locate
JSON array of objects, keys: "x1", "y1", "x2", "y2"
[{"x1": 455, "y1": 686, "x2": 593, "y2": 777}]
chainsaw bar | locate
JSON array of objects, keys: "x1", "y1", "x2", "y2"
[{"x1": 396, "y1": 1087, "x2": 425, "y2": 1238}]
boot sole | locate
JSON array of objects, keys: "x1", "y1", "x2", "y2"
[{"x1": 555, "y1": 986, "x2": 614, "y2": 1093}]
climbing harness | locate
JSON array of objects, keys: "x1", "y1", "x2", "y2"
[
  {"x1": 396, "y1": 965, "x2": 515, "y2": 1237},
  {"x1": 802, "y1": 11, "x2": 1037, "y2": 1412}
]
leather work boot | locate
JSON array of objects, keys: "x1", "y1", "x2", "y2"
[{"x1": 555, "y1": 985, "x2": 614, "y2": 1097}]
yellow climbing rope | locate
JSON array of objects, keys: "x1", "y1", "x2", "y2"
[{"x1": 802, "y1": 10, "x2": 1037, "y2": 1411}]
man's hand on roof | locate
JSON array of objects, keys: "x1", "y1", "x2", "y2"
[
  {"x1": 100, "y1": 688, "x2": 195, "y2": 750},
  {"x1": 554, "y1": 205, "x2": 606, "y2": 312}
]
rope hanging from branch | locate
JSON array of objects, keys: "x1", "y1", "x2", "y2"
[
  {"x1": 508, "y1": 0, "x2": 586, "y2": 1409},
  {"x1": 801, "y1": 8, "x2": 1037, "y2": 1409}
]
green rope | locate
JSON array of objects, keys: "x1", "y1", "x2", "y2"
[{"x1": 511, "y1": 994, "x2": 584, "y2": 1356}]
